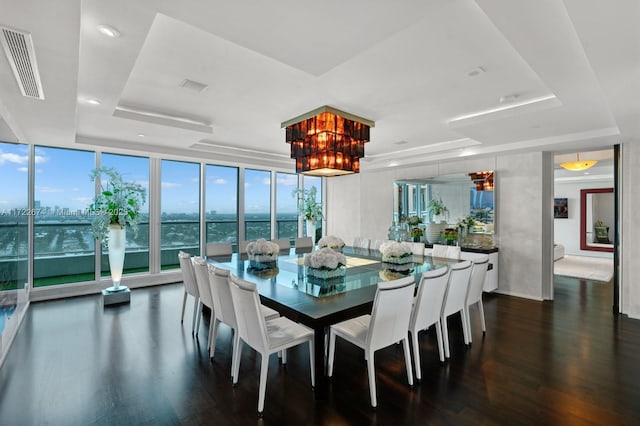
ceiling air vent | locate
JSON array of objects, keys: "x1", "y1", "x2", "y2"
[{"x1": 0, "y1": 26, "x2": 44, "y2": 100}]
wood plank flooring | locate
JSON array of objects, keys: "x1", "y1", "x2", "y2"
[{"x1": 1, "y1": 275, "x2": 639, "y2": 425}]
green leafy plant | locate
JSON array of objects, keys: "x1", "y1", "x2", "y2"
[
  {"x1": 88, "y1": 167, "x2": 147, "y2": 244},
  {"x1": 427, "y1": 197, "x2": 448, "y2": 219},
  {"x1": 292, "y1": 186, "x2": 323, "y2": 224}
]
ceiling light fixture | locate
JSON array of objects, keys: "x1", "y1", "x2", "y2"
[
  {"x1": 469, "y1": 171, "x2": 494, "y2": 191},
  {"x1": 282, "y1": 106, "x2": 374, "y2": 176},
  {"x1": 448, "y1": 94, "x2": 557, "y2": 124},
  {"x1": 97, "y1": 24, "x2": 121, "y2": 38},
  {"x1": 560, "y1": 152, "x2": 597, "y2": 171},
  {"x1": 86, "y1": 99, "x2": 101, "y2": 105}
]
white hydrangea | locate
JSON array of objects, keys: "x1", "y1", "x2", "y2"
[
  {"x1": 304, "y1": 247, "x2": 347, "y2": 270},
  {"x1": 247, "y1": 238, "x2": 279, "y2": 256},
  {"x1": 379, "y1": 241, "x2": 412, "y2": 258},
  {"x1": 317, "y1": 235, "x2": 345, "y2": 249}
]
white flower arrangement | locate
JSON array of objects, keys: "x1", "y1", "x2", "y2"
[
  {"x1": 304, "y1": 247, "x2": 347, "y2": 270},
  {"x1": 246, "y1": 238, "x2": 279, "y2": 257},
  {"x1": 379, "y1": 241, "x2": 413, "y2": 264},
  {"x1": 317, "y1": 235, "x2": 345, "y2": 251}
]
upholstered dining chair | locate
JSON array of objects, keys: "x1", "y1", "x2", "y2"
[
  {"x1": 353, "y1": 237, "x2": 370, "y2": 250},
  {"x1": 464, "y1": 255, "x2": 489, "y2": 343},
  {"x1": 272, "y1": 238, "x2": 290, "y2": 251},
  {"x1": 206, "y1": 242, "x2": 233, "y2": 257},
  {"x1": 191, "y1": 256, "x2": 215, "y2": 345},
  {"x1": 178, "y1": 251, "x2": 200, "y2": 334},
  {"x1": 371, "y1": 239, "x2": 388, "y2": 251},
  {"x1": 409, "y1": 267, "x2": 450, "y2": 379},
  {"x1": 229, "y1": 274, "x2": 314, "y2": 416},
  {"x1": 208, "y1": 266, "x2": 279, "y2": 374},
  {"x1": 409, "y1": 242, "x2": 425, "y2": 256},
  {"x1": 440, "y1": 260, "x2": 473, "y2": 358},
  {"x1": 294, "y1": 236, "x2": 313, "y2": 250},
  {"x1": 327, "y1": 275, "x2": 415, "y2": 407},
  {"x1": 432, "y1": 243, "x2": 461, "y2": 260}
]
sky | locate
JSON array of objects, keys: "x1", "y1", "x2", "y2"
[{"x1": 0, "y1": 142, "x2": 317, "y2": 215}]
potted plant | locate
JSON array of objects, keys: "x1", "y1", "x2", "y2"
[
  {"x1": 292, "y1": 186, "x2": 323, "y2": 244},
  {"x1": 425, "y1": 197, "x2": 448, "y2": 244},
  {"x1": 88, "y1": 167, "x2": 146, "y2": 292}
]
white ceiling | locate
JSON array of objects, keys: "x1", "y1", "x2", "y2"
[{"x1": 0, "y1": 0, "x2": 638, "y2": 172}]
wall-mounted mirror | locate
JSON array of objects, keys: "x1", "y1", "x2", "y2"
[
  {"x1": 580, "y1": 188, "x2": 613, "y2": 252},
  {"x1": 393, "y1": 171, "x2": 495, "y2": 246}
]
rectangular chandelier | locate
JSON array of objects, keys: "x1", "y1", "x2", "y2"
[
  {"x1": 469, "y1": 171, "x2": 494, "y2": 191},
  {"x1": 281, "y1": 106, "x2": 374, "y2": 176}
]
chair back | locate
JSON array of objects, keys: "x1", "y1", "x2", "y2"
[
  {"x1": 442, "y1": 261, "x2": 472, "y2": 317},
  {"x1": 178, "y1": 251, "x2": 199, "y2": 297},
  {"x1": 367, "y1": 275, "x2": 416, "y2": 351},
  {"x1": 353, "y1": 237, "x2": 370, "y2": 249},
  {"x1": 432, "y1": 244, "x2": 461, "y2": 260},
  {"x1": 228, "y1": 274, "x2": 269, "y2": 353},
  {"x1": 295, "y1": 237, "x2": 313, "y2": 249},
  {"x1": 371, "y1": 239, "x2": 388, "y2": 251},
  {"x1": 206, "y1": 242, "x2": 233, "y2": 257},
  {"x1": 410, "y1": 267, "x2": 450, "y2": 331},
  {"x1": 409, "y1": 242, "x2": 425, "y2": 256},
  {"x1": 192, "y1": 256, "x2": 213, "y2": 308},
  {"x1": 467, "y1": 255, "x2": 489, "y2": 305},
  {"x1": 208, "y1": 265, "x2": 236, "y2": 328},
  {"x1": 272, "y1": 238, "x2": 290, "y2": 251}
]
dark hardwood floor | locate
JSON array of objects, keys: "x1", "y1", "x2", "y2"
[{"x1": 1, "y1": 275, "x2": 639, "y2": 425}]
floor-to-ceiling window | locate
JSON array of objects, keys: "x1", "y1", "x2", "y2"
[
  {"x1": 205, "y1": 164, "x2": 238, "y2": 246},
  {"x1": 33, "y1": 147, "x2": 95, "y2": 286},
  {"x1": 276, "y1": 172, "x2": 298, "y2": 241},
  {"x1": 0, "y1": 141, "x2": 29, "y2": 361},
  {"x1": 160, "y1": 160, "x2": 200, "y2": 269},
  {"x1": 100, "y1": 154, "x2": 150, "y2": 276},
  {"x1": 244, "y1": 169, "x2": 271, "y2": 240}
]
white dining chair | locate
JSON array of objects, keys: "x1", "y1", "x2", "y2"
[
  {"x1": 440, "y1": 260, "x2": 473, "y2": 358},
  {"x1": 208, "y1": 267, "x2": 279, "y2": 373},
  {"x1": 371, "y1": 239, "x2": 388, "y2": 251},
  {"x1": 409, "y1": 267, "x2": 450, "y2": 379},
  {"x1": 295, "y1": 236, "x2": 313, "y2": 250},
  {"x1": 191, "y1": 256, "x2": 215, "y2": 346},
  {"x1": 328, "y1": 275, "x2": 415, "y2": 407},
  {"x1": 432, "y1": 243, "x2": 461, "y2": 260},
  {"x1": 229, "y1": 274, "x2": 315, "y2": 416},
  {"x1": 353, "y1": 237, "x2": 370, "y2": 249},
  {"x1": 465, "y1": 255, "x2": 489, "y2": 343},
  {"x1": 409, "y1": 242, "x2": 425, "y2": 256},
  {"x1": 206, "y1": 242, "x2": 233, "y2": 257},
  {"x1": 178, "y1": 251, "x2": 200, "y2": 334},
  {"x1": 272, "y1": 238, "x2": 290, "y2": 251}
]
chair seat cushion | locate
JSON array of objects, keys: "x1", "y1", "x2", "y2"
[
  {"x1": 266, "y1": 317, "x2": 313, "y2": 350},
  {"x1": 331, "y1": 314, "x2": 371, "y2": 346},
  {"x1": 260, "y1": 305, "x2": 280, "y2": 321}
]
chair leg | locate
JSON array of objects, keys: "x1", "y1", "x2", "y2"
[
  {"x1": 257, "y1": 353, "x2": 269, "y2": 415},
  {"x1": 308, "y1": 340, "x2": 315, "y2": 388},
  {"x1": 191, "y1": 298, "x2": 199, "y2": 335},
  {"x1": 479, "y1": 300, "x2": 486, "y2": 333},
  {"x1": 210, "y1": 318, "x2": 220, "y2": 358},
  {"x1": 410, "y1": 329, "x2": 421, "y2": 381},
  {"x1": 232, "y1": 338, "x2": 242, "y2": 384},
  {"x1": 327, "y1": 331, "x2": 337, "y2": 377},
  {"x1": 435, "y1": 320, "x2": 445, "y2": 362},
  {"x1": 464, "y1": 306, "x2": 473, "y2": 344},
  {"x1": 282, "y1": 349, "x2": 287, "y2": 365},
  {"x1": 366, "y1": 350, "x2": 377, "y2": 408},
  {"x1": 180, "y1": 291, "x2": 187, "y2": 323},
  {"x1": 195, "y1": 301, "x2": 203, "y2": 335},
  {"x1": 402, "y1": 338, "x2": 414, "y2": 386},
  {"x1": 460, "y1": 309, "x2": 470, "y2": 345},
  {"x1": 441, "y1": 315, "x2": 450, "y2": 358}
]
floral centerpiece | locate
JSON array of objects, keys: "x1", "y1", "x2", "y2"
[
  {"x1": 410, "y1": 226, "x2": 423, "y2": 242},
  {"x1": 304, "y1": 247, "x2": 347, "y2": 281},
  {"x1": 441, "y1": 228, "x2": 458, "y2": 245},
  {"x1": 405, "y1": 215, "x2": 422, "y2": 226},
  {"x1": 317, "y1": 235, "x2": 345, "y2": 251},
  {"x1": 246, "y1": 238, "x2": 279, "y2": 270},
  {"x1": 379, "y1": 241, "x2": 413, "y2": 265}
]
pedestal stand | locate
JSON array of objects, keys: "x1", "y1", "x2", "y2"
[{"x1": 102, "y1": 286, "x2": 130, "y2": 306}]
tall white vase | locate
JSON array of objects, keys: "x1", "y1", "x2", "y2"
[
  {"x1": 425, "y1": 222, "x2": 446, "y2": 244},
  {"x1": 107, "y1": 224, "x2": 126, "y2": 292},
  {"x1": 306, "y1": 220, "x2": 316, "y2": 246}
]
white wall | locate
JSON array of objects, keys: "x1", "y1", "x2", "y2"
[
  {"x1": 554, "y1": 180, "x2": 614, "y2": 258},
  {"x1": 622, "y1": 142, "x2": 640, "y2": 319}
]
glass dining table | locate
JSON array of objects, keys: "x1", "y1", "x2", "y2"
[{"x1": 207, "y1": 246, "x2": 458, "y2": 399}]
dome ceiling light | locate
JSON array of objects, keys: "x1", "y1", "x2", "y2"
[{"x1": 560, "y1": 152, "x2": 597, "y2": 171}]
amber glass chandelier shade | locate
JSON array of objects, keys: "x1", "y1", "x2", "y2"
[
  {"x1": 282, "y1": 106, "x2": 374, "y2": 176},
  {"x1": 560, "y1": 153, "x2": 597, "y2": 171},
  {"x1": 469, "y1": 171, "x2": 494, "y2": 191}
]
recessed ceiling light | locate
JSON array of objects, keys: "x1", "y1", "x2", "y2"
[
  {"x1": 97, "y1": 24, "x2": 121, "y2": 38},
  {"x1": 394, "y1": 140, "x2": 408, "y2": 145},
  {"x1": 499, "y1": 94, "x2": 520, "y2": 104},
  {"x1": 86, "y1": 99, "x2": 101, "y2": 105},
  {"x1": 467, "y1": 66, "x2": 486, "y2": 77},
  {"x1": 584, "y1": 172, "x2": 590, "y2": 175},
  {"x1": 137, "y1": 133, "x2": 145, "y2": 137}
]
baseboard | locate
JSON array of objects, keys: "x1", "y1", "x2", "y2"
[{"x1": 493, "y1": 289, "x2": 544, "y2": 301}]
